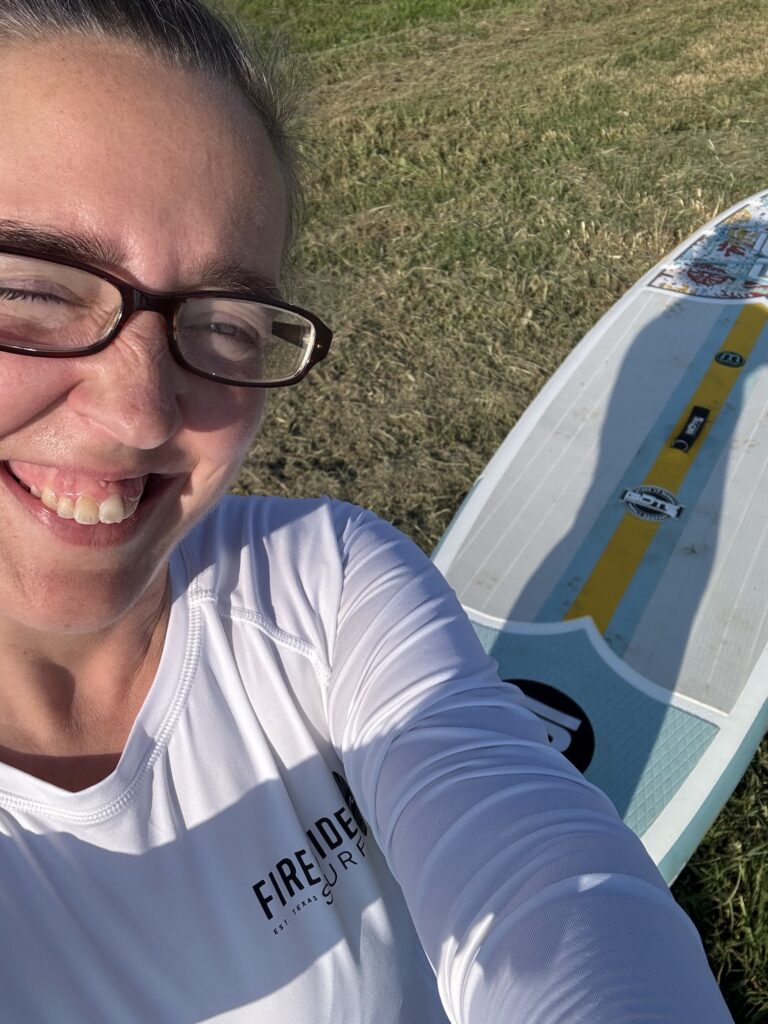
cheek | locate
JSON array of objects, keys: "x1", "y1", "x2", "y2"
[
  {"x1": 0, "y1": 353, "x2": 267, "y2": 476},
  {"x1": 191, "y1": 387, "x2": 267, "y2": 471},
  {"x1": 0, "y1": 357, "x2": 70, "y2": 440}
]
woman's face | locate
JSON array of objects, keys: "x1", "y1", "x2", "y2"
[{"x1": 0, "y1": 36, "x2": 287, "y2": 634}]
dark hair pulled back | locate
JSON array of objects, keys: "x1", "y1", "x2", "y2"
[{"x1": 0, "y1": 0, "x2": 304, "y2": 254}]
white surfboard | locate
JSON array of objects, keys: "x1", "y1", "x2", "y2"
[{"x1": 433, "y1": 189, "x2": 768, "y2": 883}]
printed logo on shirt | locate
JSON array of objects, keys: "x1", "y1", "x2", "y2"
[
  {"x1": 251, "y1": 772, "x2": 370, "y2": 936},
  {"x1": 332, "y1": 770, "x2": 368, "y2": 836}
]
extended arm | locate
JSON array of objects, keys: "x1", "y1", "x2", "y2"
[{"x1": 326, "y1": 507, "x2": 732, "y2": 1024}]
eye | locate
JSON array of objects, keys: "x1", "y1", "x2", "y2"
[
  {"x1": 206, "y1": 320, "x2": 261, "y2": 340},
  {"x1": 186, "y1": 319, "x2": 263, "y2": 348},
  {"x1": 0, "y1": 286, "x2": 72, "y2": 305}
]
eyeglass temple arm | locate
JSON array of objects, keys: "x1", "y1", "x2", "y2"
[{"x1": 271, "y1": 322, "x2": 306, "y2": 347}]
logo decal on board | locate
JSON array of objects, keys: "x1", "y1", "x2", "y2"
[
  {"x1": 671, "y1": 405, "x2": 710, "y2": 452},
  {"x1": 715, "y1": 350, "x2": 746, "y2": 368},
  {"x1": 620, "y1": 485, "x2": 684, "y2": 521},
  {"x1": 505, "y1": 679, "x2": 595, "y2": 772}
]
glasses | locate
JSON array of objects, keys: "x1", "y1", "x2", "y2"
[{"x1": 0, "y1": 246, "x2": 332, "y2": 387}]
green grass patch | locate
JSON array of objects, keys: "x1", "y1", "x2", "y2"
[
  {"x1": 224, "y1": 0, "x2": 768, "y2": 1016},
  {"x1": 227, "y1": 0, "x2": 535, "y2": 53}
]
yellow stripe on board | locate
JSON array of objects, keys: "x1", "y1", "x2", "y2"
[{"x1": 565, "y1": 303, "x2": 768, "y2": 634}]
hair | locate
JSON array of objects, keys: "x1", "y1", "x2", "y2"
[{"x1": 0, "y1": 0, "x2": 305, "y2": 257}]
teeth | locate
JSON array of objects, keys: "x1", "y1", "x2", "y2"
[
  {"x1": 33, "y1": 486, "x2": 143, "y2": 525},
  {"x1": 57, "y1": 496, "x2": 76, "y2": 519},
  {"x1": 74, "y1": 495, "x2": 100, "y2": 525},
  {"x1": 41, "y1": 487, "x2": 58, "y2": 511},
  {"x1": 29, "y1": 484, "x2": 42, "y2": 498},
  {"x1": 98, "y1": 494, "x2": 125, "y2": 524}
]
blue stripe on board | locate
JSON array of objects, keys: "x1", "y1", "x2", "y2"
[
  {"x1": 535, "y1": 305, "x2": 742, "y2": 640},
  {"x1": 605, "y1": 338, "x2": 768, "y2": 656}
]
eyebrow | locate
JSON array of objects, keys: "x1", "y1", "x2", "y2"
[
  {"x1": 192, "y1": 255, "x2": 283, "y2": 300},
  {"x1": 0, "y1": 220, "x2": 127, "y2": 267},
  {"x1": 0, "y1": 220, "x2": 282, "y2": 299}
]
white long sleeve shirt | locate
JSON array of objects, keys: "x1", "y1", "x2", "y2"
[{"x1": 0, "y1": 496, "x2": 732, "y2": 1022}]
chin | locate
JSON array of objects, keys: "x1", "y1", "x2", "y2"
[{"x1": 0, "y1": 562, "x2": 169, "y2": 638}]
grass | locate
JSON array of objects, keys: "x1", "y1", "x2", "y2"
[
  {"x1": 227, "y1": 0, "x2": 536, "y2": 53},
  {"x1": 226, "y1": 0, "x2": 768, "y2": 1016}
]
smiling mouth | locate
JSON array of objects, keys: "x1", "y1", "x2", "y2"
[{"x1": 3, "y1": 463, "x2": 157, "y2": 525}]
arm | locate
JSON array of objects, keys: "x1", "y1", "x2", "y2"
[{"x1": 326, "y1": 506, "x2": 733, "y2": 1024}]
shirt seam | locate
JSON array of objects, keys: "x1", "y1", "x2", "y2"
[{"x1": 216, "y1": 603, "x2": 331, "y2": 683}]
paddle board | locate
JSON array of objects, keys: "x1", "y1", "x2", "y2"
[{"x1": 433, "y1": 189, "x2": 768, "y2": 883}]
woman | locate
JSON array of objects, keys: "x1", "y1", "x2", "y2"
[{"x1": 0, "y1": 1, "x2": 733, "y2": 1021}]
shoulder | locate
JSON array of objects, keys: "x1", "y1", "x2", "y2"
[
  {"x1": 180, "y1": 493, "x2": 390, "y2": 569},
  {"x1": 176, "y1": 494, "x2": 427, "y2": 632}
]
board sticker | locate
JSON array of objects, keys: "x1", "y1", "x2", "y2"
[
  {"x1": 715, "y1": 350, "x2": 746, "y2": 368},
  {"x1": 671, "y1": 406, "x2": 710, "y2": 453},
  {"x1": 620, "y1": 485, "x2": 684, "y2": 521},
  {"x1": 651, "y1": 194, "x2": 768, "y2": 299},
  {"x1": 506, "y1": 679, "x2": 595, "y2": 772}
]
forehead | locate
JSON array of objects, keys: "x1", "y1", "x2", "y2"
[{"x1": 0, "y1": 36, "x2": 287, "y2": 287}]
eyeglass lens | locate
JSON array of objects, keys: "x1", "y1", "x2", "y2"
[{"x1": 0, "y1": 252, "x2": 315, "y2": 384}]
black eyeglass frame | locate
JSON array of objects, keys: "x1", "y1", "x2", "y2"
[{"x1": 0, "y1": 244, "x2": 333, "y2": 388}]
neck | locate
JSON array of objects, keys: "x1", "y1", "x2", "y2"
[{"x1": 0, "y1": 569, "x2": 170, "y2": 778}]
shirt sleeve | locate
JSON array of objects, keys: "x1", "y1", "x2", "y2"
[{"x1": 324, "y1": 504, "x2": 734, "y2": 1024}]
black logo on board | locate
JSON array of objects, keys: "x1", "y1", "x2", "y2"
[
  {"x1": 620, "y1": 485, "x2": 684, "y2": 521},
  {"x1": 672, "y1": 405, "x2": 710, "y2": 453},
  {"x1": 715, "y1": 350, "x2": 745, "y2": 368},
  {"x1": 505, "y1": 679, "x2": 595, "y2": 772}
]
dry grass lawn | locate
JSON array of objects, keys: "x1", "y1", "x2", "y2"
[{"x1": 228, "y1": 0, "x2": 768, "y2": 1017}]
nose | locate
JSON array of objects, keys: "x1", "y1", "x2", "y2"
[{"x1": 67, "y1": 311, "x2": 185, "y2": 449}]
